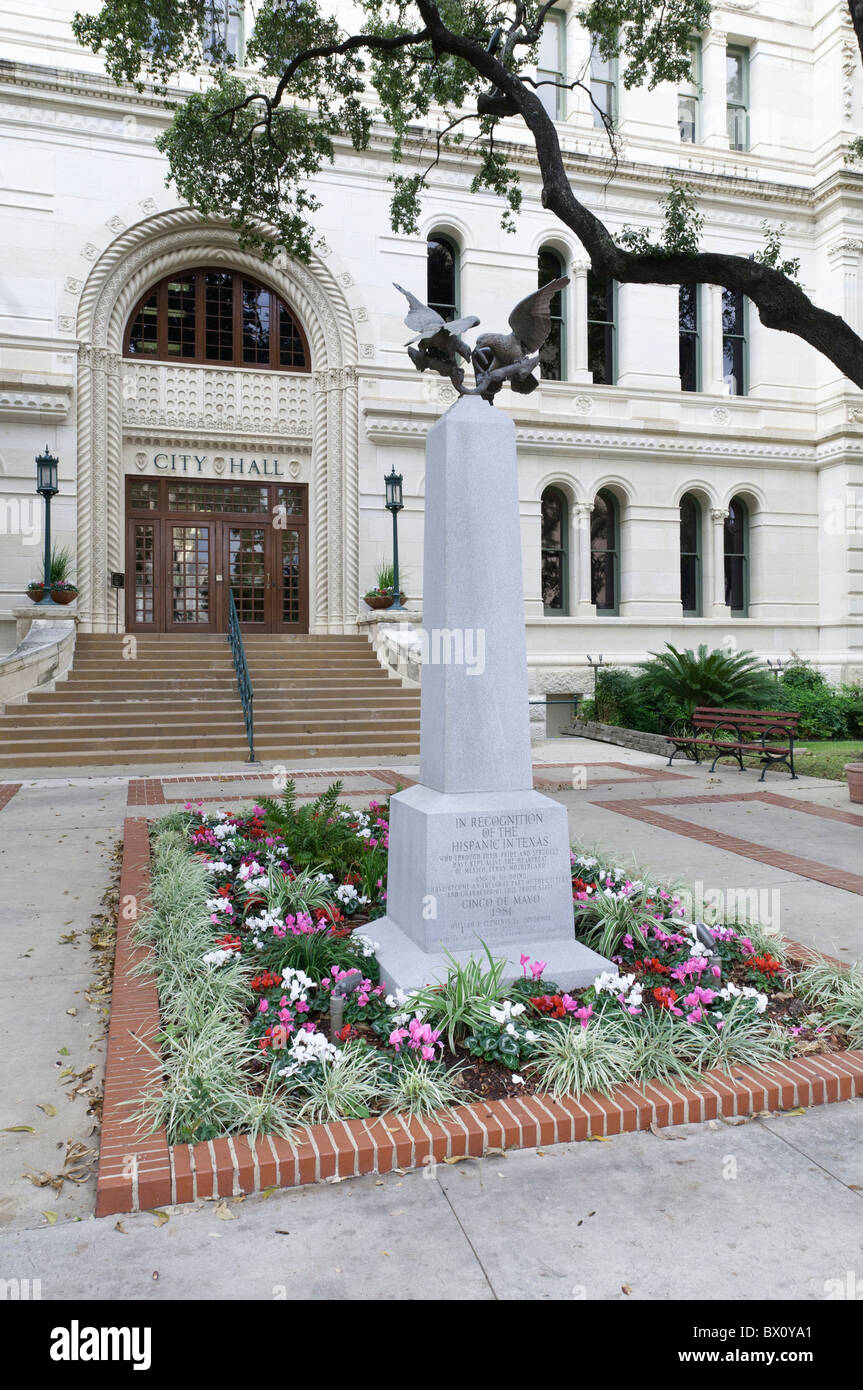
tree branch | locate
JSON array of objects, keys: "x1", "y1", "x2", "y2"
[{"x1": 414, "y1": 0, "x2": 863, "y2": 388}]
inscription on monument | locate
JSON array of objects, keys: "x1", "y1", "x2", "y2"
[{"x1": 423, "y1": 808, "x2": 572, "y2": 949}]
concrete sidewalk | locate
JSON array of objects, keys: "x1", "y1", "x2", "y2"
[
  {"x1": 4, "y1": 1103, "x2": 862, "y2": 1301},
  {"x1": 1, "y1": 738, "x2": 861, "y2": 1297}
]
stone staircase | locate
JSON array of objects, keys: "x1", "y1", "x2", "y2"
[{"x1": 0, "y1": 632, "x2": 420, "y2": 769}]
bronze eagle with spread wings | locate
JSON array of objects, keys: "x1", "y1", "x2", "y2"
[{"x1": 394, "y1": 276, "x2": 569, "y2": 402}]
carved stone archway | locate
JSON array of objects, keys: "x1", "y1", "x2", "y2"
[{"x1": 74, "y1": 206, "x2": 361, "y2": 633}]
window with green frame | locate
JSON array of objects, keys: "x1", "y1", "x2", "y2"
[
  {"x1": 203, "y1": 1, "x2": 244, "y2": 64},
  {"x1": 726, "y1": 46, "x2": 749, "y2": 151},
  {"x1": 724, "y1": 496, "x2": 749, "y2": 615},
  {"x1": 587, "y1": 271, "x2": 616, "y2": 385},
  {"x1": 679, "y1": 492, "x2": 703, "y2": 616},
  {"x1": 427, "y1": 234, "x2": 459, "y2": 321},
  {"x1": 678, "y1": 40, "x2": 702, "y2": 143},
  {"x1": 590, "y1": 35, "x2": 618, "y2": 129},
  {"x1": 722, "y1": 288, "x2": 747, "y2": 396},
  {"x1": 536, "y1": 9, "x2": 566, "y2": 120},
  {"x1": 541, "y1": 486, "x2": 568, "y2": 614},
  {"x1": 679, "y1": 283, "x2": 700, "y2": 392},
  {"x1": 538, "y1": 247, "x2": 566, "y2": 380},
  {"x1": 591, "y1": 489, "x2": 620, "y2": 614}
]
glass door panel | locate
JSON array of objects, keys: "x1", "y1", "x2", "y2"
[
  {"x1": 170, "y1": 525, "x2": 213, "y2": 628},
  {"x1": 227, "y1": 526, "x2": 268, "y2": 627}
]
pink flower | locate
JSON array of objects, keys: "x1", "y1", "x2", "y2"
[
  {"x1": 258, "y1": 999, "x2": 268, "y2": 1013},
  {"x1": 530, "y1": 960, "x2": 547, "y2": 980},
  {"x1": 573, "y1": 1004, "x2": 593, "y2": 1029}
]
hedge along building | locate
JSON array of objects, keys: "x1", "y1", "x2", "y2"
[{"x1": 0, "y1": 0, "x2": 862, "y2": 719}]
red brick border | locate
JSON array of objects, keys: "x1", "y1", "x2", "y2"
[
  {"x1": 96, "y1": 813, "x2": 863, "y2": 1217},
  {"x1": 0, "y1": 782, "x2": 22, "y2": 812}
]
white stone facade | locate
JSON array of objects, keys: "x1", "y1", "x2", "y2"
[{"x1": 1, "y1": 0, "x2": 862, "y2": 696}]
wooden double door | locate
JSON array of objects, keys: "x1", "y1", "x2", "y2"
[{"x1": 126, "y1": 477, "x2": 309, "y2": 633}]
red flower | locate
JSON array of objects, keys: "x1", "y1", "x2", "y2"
[
  {"x1": 335, "y1": 1024, "x2": 354, "y2": 1041},
  {"x1": 653, "y1": 985, "x2": 680, "y2": 1011},
  {"x1": 743, "y1": 953, "x2": 784, "y2": 979}
]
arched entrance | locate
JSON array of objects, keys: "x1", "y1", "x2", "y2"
[{"x1": 73, "y1": 205, "x2": 362, "y2": 634}]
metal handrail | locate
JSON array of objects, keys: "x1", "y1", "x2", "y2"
[{"x1": 226, "y1": 589, "x2": 257, "y2": 763}]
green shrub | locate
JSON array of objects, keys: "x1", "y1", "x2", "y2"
[{"x1": 636, "y1": 644, "x2": 777, "y2": 719}]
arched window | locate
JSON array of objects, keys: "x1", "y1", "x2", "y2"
[
  {"x1": 724, "y1": 496, "x2": 749, "y2": 615},
  {"x1": 587, "y1": 271, "x2": 615, "y2": 384},
  {"x1": 538, "y1": 248, "x2": 566, "y2": 381},
  {"x1": 427, "y1": 235, "x2": 459, "y2": 321},
  {"x1": 680, "y1": 493, "x2": 702, "y2": 616},
  {"x1": 124, "y1": 268, "x2": 309, "y2": 371},
  {"x1": 541, "y1": 487, "x2": 568, "y2": 614},
  {"x1": 591, "y1": 489, "x2": 619, "y2": 614}
]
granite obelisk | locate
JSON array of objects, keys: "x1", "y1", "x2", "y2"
[{"x1": 373, "y1": 394, "x2": 609, "y2": 991}]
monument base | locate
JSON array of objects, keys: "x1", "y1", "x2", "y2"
[
  {"x1": 371, "y1": 915, "x2": 611, "y2": 995},
  {"x1": 375, "y1": 782, "x2": 611, "y2": 993}
]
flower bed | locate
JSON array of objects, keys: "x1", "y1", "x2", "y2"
[{"x1": 126, "y1": 781, "x2": 862, "y2": 1149}]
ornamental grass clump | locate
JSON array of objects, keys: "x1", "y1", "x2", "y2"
[
  {"x1": 288, "y1": 1041, "x2": 388, "y2": 1124},
  {"x1": 528, "y1": 1015, "x2": 634, "y2": 1099},
  {"x1": 795, "y1": 958, "x2": 863, "y2": 1048},
  {"x1": 680, "y1": 995, "x2": 794, "y2": 1073},
  {"x1": 379, "y1": 1055, "x2": 468, "y2": 1118},
  {"x1": 409, "y1": 942, "x2": 509, "y2": 1051}
]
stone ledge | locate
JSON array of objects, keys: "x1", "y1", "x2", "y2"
[
  {"x1": 572, "y1": 718, "x2": 673, "y2": 757},
  {"x1": 0, "y1": 610, "x2": 77, "y2": 708}
]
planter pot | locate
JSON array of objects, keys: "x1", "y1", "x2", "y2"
[
  {"x1": 50, "y1": 588, "x2": 78, "y2": 606},
  {"x1": 26, "y1": 586, "x2": 47, "y2": 603},
  {"x1": 364, "y1": 594, "x2": 394, "y2": 610},
  {"x1": 846, "y1": 763, "x2": 863, "y2": 804}
]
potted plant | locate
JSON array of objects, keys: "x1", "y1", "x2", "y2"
[
  {"x1": 363, "y1": 560, "x2": 406, "y2": 610},
  {"x1": 25, "y1": 580, "x2": 47, "y2": 603},
  {"x1": 846, "y1": 764, "x2": 863, "y2": 804},
  {"x1": 48, "y1": 546, "x2": 78, "y2": 605}
]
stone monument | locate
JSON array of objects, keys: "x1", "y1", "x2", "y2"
[{"x1": 372, "y1": 282, "x2": 610, "y2": 992}]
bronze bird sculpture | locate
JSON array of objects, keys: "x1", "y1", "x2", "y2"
[
  {"x1": 394, "y1": 283, "x2": 480, "y2": 384},
  {"x1": 472, "y1": 276, "x2": 570, "y2": 395}
]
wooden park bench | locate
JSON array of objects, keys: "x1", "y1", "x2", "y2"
[{"x1": 667, "y1": 707, "x2": 801, "y2": 781}]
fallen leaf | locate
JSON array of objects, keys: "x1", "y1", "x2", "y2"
[
  {"x1": 649, "y1": 1121, "x2": 686, "y2": 1141},
  {"x1": 443, "y1": 1153, "x2": 472, "y2": 1165},
  {"x1": 275, "y1": 1229, "x2": 290, "y2": 1236},
  {"x1": 43, "y1": 1211, "x2": 57, "y2": 1225},
  {"x1": 37, "y1": 1104, "x2": 57, "y2": 1118},
  {"x1": 58, "y1": 1048, "x2": 69, "y2": 1056},
  {"x1": 260, "y1": 1187, "x2": 278, "y2": 1199},
  {"x1": 151, "y1": 1209, "x2": 170, "y2": 1227},
  {"x1": 782, "y1": 1107, "x2": 807, "y2": 1117},
  {"x1": 2, "y1": 1126, "x2": 35, "y2": 1134},
  {"x1": 214, "y1": 1201, "x2": 235, "y2": 1221},
  {"x1": 621, "y1": 1284, "x2": 632, "y2": 1296},
  {"x1": 114, "y1": 1221, "x2": 127, "y2": 1234},
  {"x1": 587, "y1": 1135, "x2": 611, "y2": 1142},
  {"x1": 66, "y1": 1008, "x2": 77, "y2": 1017}
]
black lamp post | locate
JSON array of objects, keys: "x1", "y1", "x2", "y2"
[
  {"x1": 36, "y1": 446, "x2": 59, "y2": 604},
  {"x1": 384, "y1": 465, "x2": 405, "y2": 612}
]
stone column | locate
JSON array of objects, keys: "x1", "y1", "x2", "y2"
[
  {"x1": 374, "y1": 395, "x2": 609, "y2": 992},
  {"x1": 701, "y1": 29, "x2": 729, "y2": 150},
  {"x1": 570, "y1": 260, "x2": 592, "y2": 384},
  {"x1": 574, "y1": 501, "x2": 596, "y2": 616},
  {"x1": 703, "y1": 284, "x2": 731, "y2": 395},
  {"x1": 711, "y1": 507, "x2": 731, "y2": 616}
]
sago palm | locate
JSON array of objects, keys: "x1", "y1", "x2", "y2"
[{"x1": 636, "y1": 644, "x2": 777, "y2": 719}]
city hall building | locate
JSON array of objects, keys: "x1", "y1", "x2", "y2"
[{"x1": 1, "y1": 0, "x2": 863, "y2": 749}]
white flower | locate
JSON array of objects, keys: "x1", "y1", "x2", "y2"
[
  {"x1": 505, "y1": 1023, "x2": 517, "y2": 1036},
  {"x1": 202, "y1": 948, "x2": 235, "y2": 968},
  {"x1": 277, "y1": 1029, "x2": 339, "y2": 1079},
  {"x1": 512, "y1": 1074, "x2": 525, "y2": 1085}
]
